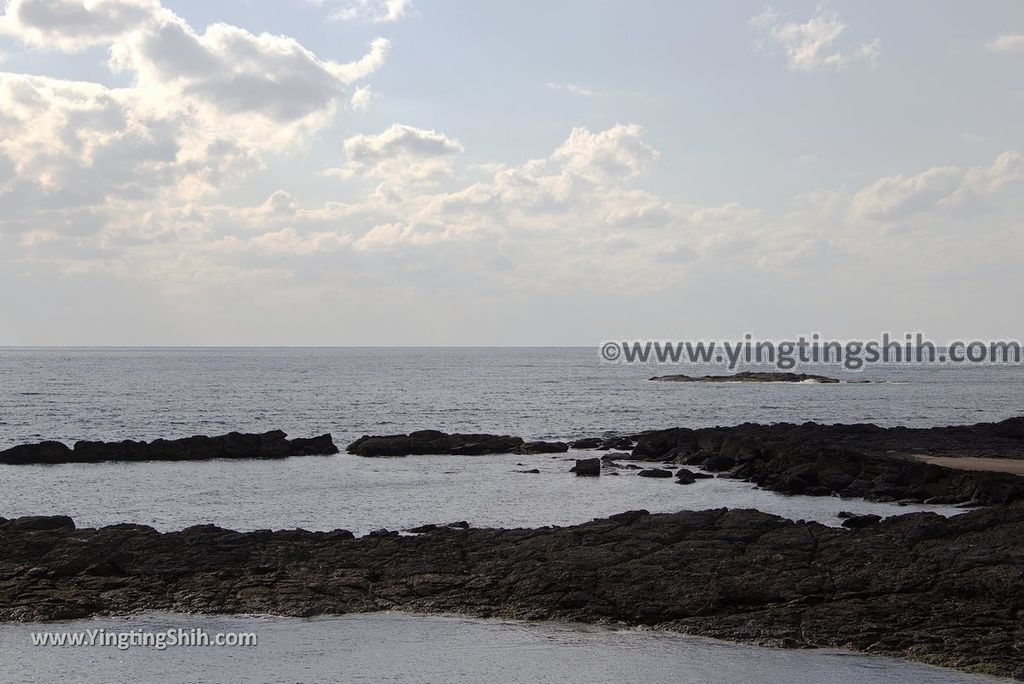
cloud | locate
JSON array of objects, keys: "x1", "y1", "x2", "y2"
[
  {"x1": 1, "y1": 0, "x2": 390, "y2": 150},
  {"x1": 350, "y1": 85, "x2": 373, "y2": 112},
  {"x1": 251, "y1": 227, "x2": 351, "y2": 255},
  {"x1": 750, "y1": 5, "x2": 881, "y2": 72},
  {"x1": 986, "y1": 34, "x2": 1024, "y2": 54},
  {"x1": 551, "y1": 124, "x2": 658, "y2": 184},
  {"x1": 0, "y1": 0, "x2": 160, "y2": 51},
  {"x1": 335, "y1": 123, "x2": 464, "y2": 184},
  {"x1": 546, "y1": 82, "x2": 594, "y2": 96},
  {"x1": 849, "y1": 151, "x2": 1023, "y2": 222},
  {"x1": 326, "y1": 0, "x2": 411, "y2": 23}
]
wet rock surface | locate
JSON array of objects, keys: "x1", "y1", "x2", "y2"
[
  {"x1": 2, "y1": 506, "x2": 1024, "y2": 678},
  {"x1": 0, "y1": 431, "x2": 338, "y2": 465}
]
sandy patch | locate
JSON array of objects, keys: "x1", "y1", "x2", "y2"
[{"x1": 911, "y1": 455, "x2": 1024, "y2": 476}]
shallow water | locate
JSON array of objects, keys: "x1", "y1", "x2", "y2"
[
  {"x1": 0, "y1": 450, "x2": 959, "y2": 533},
  {"x1": 0, "y1": 612, "x2": 1005, "y2": 684}
]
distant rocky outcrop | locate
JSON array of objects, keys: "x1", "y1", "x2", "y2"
[
  {"x1": 0, "y1": 431, "x2": 338, "y2": 465},
  {"x1": 3, "y1": 506, "x2": 1024, "y2": 678},
  {"x1": 649, "y1": 371, "x2": 861, "y2": 384}
]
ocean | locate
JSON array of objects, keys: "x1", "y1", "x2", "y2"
[{"x1": 1, "y1": 347, "x2": 1019, "y2": 682}]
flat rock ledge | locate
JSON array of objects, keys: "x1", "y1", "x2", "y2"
[
  {"x1": 0, "y1": 431, "x2": 338, "y2": 465},
  {"x1": 2, "y1": 506, "x2": 1024, "y2": 679}
]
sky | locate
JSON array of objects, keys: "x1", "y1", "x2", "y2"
[{"x1": 0, "y1": 0, "x2": 1021, "y2": 345}]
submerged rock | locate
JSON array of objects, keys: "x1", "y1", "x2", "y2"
[
  {"x1": 0, "y1": 431, "x2": 338, "y2": 465},
  {"x1": 516, "y1": 441, "x2": 569, "y2": 454},
  {"x1": 637, "y1": 468, "x2": 673, "y2": 478}
]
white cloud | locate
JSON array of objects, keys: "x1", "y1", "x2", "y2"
[
  {"x1": 335, "y1": 123, "x2": 464, "y2": 184},
  {"x1": 251, "y1": 227, "x2": 351, "y2": 255},
  {"x1": 849, "y1": 151, "x2": 1023, "y2": 221},
  {"x1": 0, "y1": 0, "x2": 391, "y2": 243},
  {"x1": 327, "y1": 0, "x2": 411, "y2": 23},
  {"x1": 546, "y1": 82, "x2": 594, "y2": 96},
  {"x1": 986, "y1": 34, "x2": 1024, "y2": 54},
  {"x1": 0, "y1": 0, "x2": 160, "y2": 51},
  {"x1": 350, "y1": 85, "x2": 373, "y2": 112},
  {"x1": 750, "y1": 5, "x2": 881, "y2": 72}
]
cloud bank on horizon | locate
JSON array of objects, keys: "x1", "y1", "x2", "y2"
[{"x1": 0, "y1": 0, "x2": 1021, "y2": 344}]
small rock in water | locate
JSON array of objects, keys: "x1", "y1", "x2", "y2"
[
  {"x1": 637, "y1": 468, "x2": 673, "y2": 478},
  {"x1": 571, "y1": 458, "x2": 601, "y2": 477}
]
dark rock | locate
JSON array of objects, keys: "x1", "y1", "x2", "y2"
[
  {"x1": 701, "y1": 455, "x2": 738, "y2": 472},
  {"x1": 675, "y1": 471, "x2": 696, "y2": 485},
  {"x1": 637, "y1": 468, "x2": 673, "y2": 478},
  {"x1": 675, "y1": 468, "x2": 712, "y2": 483},
  {"x1": 1, "y1": 515, "x2": 75, "y2": 531},
  {"x1": 571, "y1": 458, "x2": 601, "y2": 476},
  {"x1": 600, "y1": 452, "x2": 632, "y2": 461},
  {"x1": 624, "y1": 418, "x2": 1024, "y2": 505},
  {"x1": 836, "y1": 511, "x2": 856, "y2": 519},
  {"x1": 649, "y1": 371, "x2": 857, "y2": 383},
  {"x1": 0, "y1": 431, "x2": 338, "y2": 465},
  {"x1": 569, "y1": 438, "x2": 603, "y2": 449},
  {"x1": 516, "y1": 441, "x2": 569, "y2": 454},
  {"x1": 347, "y1": 431, "x2": 524, "y2": 457},
  {"x1": 841, "y1": 514, "x2": 882, "y2": 529},
  {"x1": 3, "y1": 506, "x2": 1024, "y2": 678},
  {"x1": 514, "y1": 469, "x2": 540, "y2": 474}
]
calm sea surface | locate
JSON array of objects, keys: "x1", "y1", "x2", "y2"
[{"x1": 1, "y1": 348, "x2": 1019, "y2": 682}]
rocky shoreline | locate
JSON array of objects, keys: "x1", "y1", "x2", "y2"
[
  {"x1": 2, "y1": 506, "x2": 1023, "y2": 678},
  {"x1": 345, "y1": 418, "x2": 1024, "y2": 504}
]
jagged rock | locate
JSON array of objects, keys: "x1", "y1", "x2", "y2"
[
  {"x1": 0, "y1": 432, "x2": 338, "y2": 465},
  {"x1": 569, "y1": 438, "x2": 603, "y2": 449},
  {"x1": 3, "y1": 506, "x2": 1024, "y2": 678},
  {"x1": 623, "y1": 418, "x2": 1024, "y2": 504},
  {"x1": 841, "y1": 514, "x2": 882, "y2": 529},
  {"x1": 571, "y1": 458, "x2": 600, "y2": 476}
]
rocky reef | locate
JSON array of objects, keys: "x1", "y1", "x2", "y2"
[
  {"x1": 649, "y1": 371, "x2": 862, "y2": 383},
  {"x1": 626, "y1": 418, "x2": 1024, "y2": 504},
  {"x1": 346, "y1": 431, "x2": 566, "y2": 457},
  {"x1": 0, "y1": 431, "x2": 338, "y2": 465},
  {"x1": 2, "y1": 506, "x2": 1024, "y2": 678}
]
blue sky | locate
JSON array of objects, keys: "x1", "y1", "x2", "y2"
[{"x1": 0, "y1": 1, "x2": 1022, "y2": 344}]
